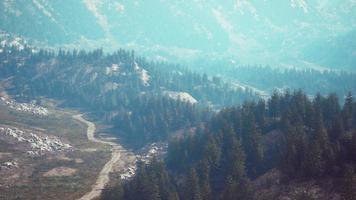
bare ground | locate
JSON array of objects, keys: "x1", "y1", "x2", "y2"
[
  {"x1": 43, "y1": 167, "x2": 77, "y2": 177},
  {"x1": 73, "y1": 115, "x2": 123, "y2": 200},
  {"x1": 0, "y1": 104, "x2": 111, "y2": 200}
]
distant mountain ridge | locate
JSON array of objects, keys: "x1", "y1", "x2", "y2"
[{"x1": 0, "y1": 0, "x2": 355, "y2": 70}]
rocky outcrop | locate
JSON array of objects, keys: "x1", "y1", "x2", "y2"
[
  {"x1": 0, "y1": 97, "x2": 49, "y2": 116},
  {"x1": 0, "y1": 127, "x2": 72, "y2": 156}
]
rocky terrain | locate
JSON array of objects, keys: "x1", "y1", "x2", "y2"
[
  {"x1": 0, "y1": 160, "x2": 18, "y2": 171},
  {"x1": 0, "y1": 126, "x2": 72, "y2": 156},
  {"x1": 0, "y1": 102, "x2": 113, "y2": 200},
  {"x1": 163, "y1": 91, "x2": 198, "y2": 104},
  {"x1": 0, "y1": 97, "x2": 49, "y2": 116},
  {"x1": 137, "y1": 142, "x2": 167, "y2": 164},
  {"x1": 119, "y1": 142, "x2": 167, "y2": 180}
]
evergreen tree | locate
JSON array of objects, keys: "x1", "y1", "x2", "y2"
[
  {"x1": 243, "y1": 117, "x2": 263, "y2": 177},
  {"x1": 304, "y1": 140, "x2": 324, "y2": 177},
  {"x1": 268, "y1": 91, "x2": 281, "y2": 119},
  {"x1": 221, "y1": 176, "x2": 238, "y2": 200},
  {"x1": 228, "y1": 137, "x2": 247, "y2": 180},
  {"x1": 352, "y1": 131, "x2": 356, "y2": 162},
  {"x1": 343, "y1": 93, "x2": 354, "y2": 131},
  {"x1": 341, "y1": 166, "x2": 356, "y2": 200},
  {"x1": 203, "y1": 134, "x2": 221, "y2": 169},
  {"x1": 330, "y1": 118, "x2": 345, "y2": 141},
  {"x1": 102, "y1": 182, "x2": 124, "y2": 200},
  {"x1": 184, "y1": 168, "x2": 202, "y2": 200},
  {"x1": 220, "y1": 175, "x2": 250, "y2": 200},
  {"x1": 281, "y1": 119, "x2": 299, "y2": 177}
]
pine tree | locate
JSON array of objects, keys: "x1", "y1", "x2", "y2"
[
  {"x1": 268, "y1": 91, "x2": 281, "y2": 119},
  {"x1": 352, "y1": 131, "x2": 356, "y2": 162},
  {"x1": 200, "y1": 179, "x2": 212, "y2": 200},
  {"x1": 168, "y1": 192, "x2": 180, "y2": 200},
  {"x1": 197, "y1": 159, "x2": 212, "y2": 200},
  {"x1": 341, "y1": 166, "x2": 356, "y2": 200},
  {"x1": 203, "y1": 134, "x2": 221, "y2": 168},
  {"x1": 221, "y1": 175, "x2": 250, "y2": 200},
  {"x1": 184, "y1": 168, "x2": 201, "y2": 200},
  {"x1": 304, "y1": 140, "x2": 324, "y2": 177},
  {"x1": 228, "y1": 138, "x2": 247, "y2": 180},
  {"x1": 330, "y1": 118, "x2": 345, "y2": 141},
  {"x1": 221, "y1": 176, "x2": 238, "y2": 200},
  {"x1": 315, "y1": 119, "x2": 330, "y2": 153},
  {"x1": 343, "y1": 93, "x2": 354, "y2": 131},
  {"x1": 145, "y1": 179, "x2": 161, "y2": 200},
  {"x1": 243, "y1": 118, "x2": 263, "y2": 177},
  {"x1": 281, "y1": 119, "x2": 299, "y2": 177},
  {"x1": 102, "y1": 182, "x2": 124, "y2": 200}
]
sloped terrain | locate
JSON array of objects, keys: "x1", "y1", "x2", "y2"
[
  {"x1": 0, "y1": 99, "x2": 111, "y2": 200},
  {"x1": 0, "y1": 0, "x2": 355, "y2": 70},
  {"x1": 0, "y1": 42, "x2": 257, "y2": 147}
]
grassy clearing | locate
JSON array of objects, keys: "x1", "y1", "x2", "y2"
[{"x1": 0, "y1": 104, "x2": 111, "y2": 200}]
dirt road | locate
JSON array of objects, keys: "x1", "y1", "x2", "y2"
[{"x1": 73, "y1": 114, "x2": 122, "y2": 200}]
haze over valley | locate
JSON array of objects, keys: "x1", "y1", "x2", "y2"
[{"x1": 0, "y1": 1, "x2": 355, "y2": 200}]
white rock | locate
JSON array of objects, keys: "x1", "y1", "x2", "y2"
[
  {"x1": 163, "y1": 91, "x2": 198, "y2": 104},
  {"x1": 0, "y1": 98, "x2": 50, "y2": 116},
  {"x1": 134, "y1": 62, "x2": 150, "y2": 86},
  {"x1": 0, "y1": 126, "x2": 72, "y2": 156}
]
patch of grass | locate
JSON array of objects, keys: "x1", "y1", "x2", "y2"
[{"x1": 0, "y1": 105, "x2": 112, "y2": 200}]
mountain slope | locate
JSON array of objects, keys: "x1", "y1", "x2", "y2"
[
  {"x1": 103, "y1": 91, "x2": 356, "y2": 200},
  {"x1": 1, "y1": 0, "x2": 355, "y2": 70},
  {"x1": 0, "y1": 43, "x2": 257, "y2": 146}
]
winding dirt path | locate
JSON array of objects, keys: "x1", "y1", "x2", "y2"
[{"x1": 73, "y1": 114, "x2": 122, "y2": 200}]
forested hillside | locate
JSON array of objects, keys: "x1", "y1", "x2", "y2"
[
  {"x1": 0, "y1": 44, "x2": 256, "y2": 147},
  {"x1": 0, "y1": 1, "x2": 355, "y2": 200},
  {"x1": 1, "y1": 33, "x2": 355, "y2": 199},
  {"x1": 103, "y1": 91, "x2": 356, "y2": 200},
  {"x1": 191, "y1": 63, "x2": 356, "y2": 98}
]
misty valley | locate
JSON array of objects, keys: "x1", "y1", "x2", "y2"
[{"x1": 0, "y1": 1, "x2": 355, "y2": 200}]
